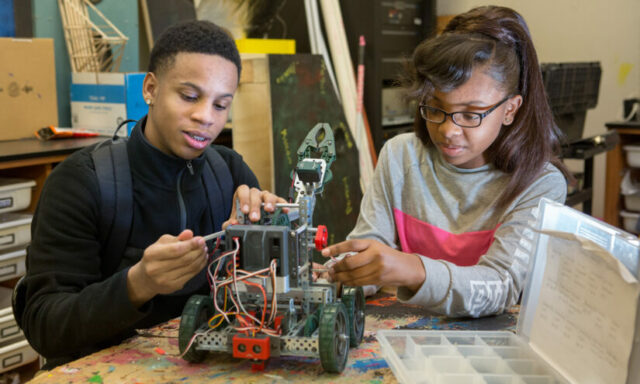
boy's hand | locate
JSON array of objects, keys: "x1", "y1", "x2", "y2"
[
  {"x1": 127, "y1": 229, "x2": 207, "y2": 307},
  {"x1": 223, "y1": 185, "x2": 288, "y2": 229}
]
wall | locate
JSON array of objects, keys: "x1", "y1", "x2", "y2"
[
  {"x1": 437, "y1": 0, "x2": 640, "y2": 219},
  {"x1": 33, "y1": 0, "x2": 140, "y2": 127}
]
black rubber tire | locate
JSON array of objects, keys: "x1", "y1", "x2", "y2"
[
  {"x1": 318, "y1": 302, "x2": 349, "y2": 373},
  {"x1": 341, "y1": 286, "x2": 365, "y2": 347},
  {"x1": 178, "y1": 295, "x2": 213, "y2": 363}
]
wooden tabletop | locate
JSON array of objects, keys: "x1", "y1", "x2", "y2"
[
  {"x1": 0, "y1": 137, "x2": 105, "y2": 163},
  {"x1": 29, "y1": 292, "x2": 518, "y2": 383}
]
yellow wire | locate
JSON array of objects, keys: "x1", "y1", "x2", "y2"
[{"x1": 208, "y1": 285, "x2": 230, "y2": 329}]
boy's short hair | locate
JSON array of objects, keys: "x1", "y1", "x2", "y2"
[{"x1": 148, "y1": 20, "x2": 241, "y2": 77}]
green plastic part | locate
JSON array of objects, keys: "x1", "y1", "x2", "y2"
[
  {"x1": 257, "y1": 207, "x2": 290, "y2": 226},
  {"x1": 318, "y1": 302, "x2": 349, "y2": 373},
  {"x1": 303, "y1": 307, "x2": 321, "y2": 337},
  {"x1": 341, "y1": 286, "x2": 366, "y2": 347},
  {"x1": 179, "y1": 295, "x2": 213, "y2": 362},
  {"x1": 294, "y1": 123, "x2": 336, "y2": 190}
]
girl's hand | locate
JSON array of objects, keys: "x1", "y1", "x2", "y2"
[
  {"x1": 321, "y1": 239, "x2": 426, "y2": 292},
  {"x1": 311, "y1": 262, "x2": 330, "y2": 281}
]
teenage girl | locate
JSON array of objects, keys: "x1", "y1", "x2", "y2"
[{"x1": 321, "y1": 6, "x2": 571, "y2": 317}]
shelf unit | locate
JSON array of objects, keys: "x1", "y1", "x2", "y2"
[
  {"x1": 604, "y1": 121, "x2": 640, "y2": 228},
  {"x1": 340, "y1": 0, "x2": 437, "y2": 152},
  {"x1": 561, "y1": 131, "x2": 619, "y2": 215},
  {"x1": 0, "y1": 136, "x2": 104, "y2": 381}
]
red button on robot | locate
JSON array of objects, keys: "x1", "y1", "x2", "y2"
[{"x1": 314, "y1": 225, "x2": 328, "y2": 250}]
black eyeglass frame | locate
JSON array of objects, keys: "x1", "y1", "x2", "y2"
[{"x1": 418, "y1": 96, "x2": 511, "y2": 128}]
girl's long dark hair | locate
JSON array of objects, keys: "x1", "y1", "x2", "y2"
[{"x1": 407, "y1": 6, "x2": 572, "y2": 210}]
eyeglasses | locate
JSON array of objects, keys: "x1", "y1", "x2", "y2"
[{"x1": 419, "y1": 96, "x2": 510, "y2": 128}]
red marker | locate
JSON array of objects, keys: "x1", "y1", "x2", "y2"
[{"x1": 356, "y1": 35, "x2": 366, "y2": 115}]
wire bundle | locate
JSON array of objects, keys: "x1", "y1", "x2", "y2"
[
  {"x1": 208, "y1": 238, "x2": 280, "y2": 336},
  {"x1": 179, "y1": 237, "x2": 282, "y2": 357}
]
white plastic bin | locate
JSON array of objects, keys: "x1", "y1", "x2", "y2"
[
  {"x1": 0, "y1": 287, "x2": 21, "y2": 344},
  {"x1": 621, "y1": 210, "x2": 640, "y2": 234},
  {"x1": 625, "y1": 194, "x2": 640, "y2": 211},
  {"x1": 0, "y1": 179, "x2": 36, "y2": 214},
  {"x1": 0, "y1": 337, "x2": 38, "y2": 374},
  {"x1": 0, "y1": 248, "x2": 26, "y2": 283},
  {"x1": 0, "y1": 213, "x2": 32, "y2": 252},
  {"x1": 624, "y1": 145, "x2": 640, "y2": 168}
]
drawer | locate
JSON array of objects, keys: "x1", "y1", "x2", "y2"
[
  {"x1": 0, "y1": 213, "x2": 32, "y2": 252},
  {"x1": 0, "y1": 248, "x2": 26, "y2": 283},
  {"x1": 0, "y1": 309, "x2": 22, "y2": 344},
  {"x1": 0, "y1": 337, "x2": 38, "y2": 374},
  {"x1": 0, "y1": 179, "x2": 36, "y2": 214}
]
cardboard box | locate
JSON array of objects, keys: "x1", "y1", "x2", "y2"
[
  {"x1": 0, "y1": 38, "x2": 59, "y2": 141},
  {"x1": 70, "y1": 72, "x2": 148, "y2": 137}
]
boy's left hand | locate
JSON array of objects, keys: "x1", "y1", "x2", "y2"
[
  {"x1": 223, "y1": 185, "x2": 288, "y2": 229},
  {"x1": 321, "y1": 239, "x2": 426, "y2": 292}
]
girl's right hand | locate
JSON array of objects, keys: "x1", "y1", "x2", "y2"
[{"x1": 321, "y1": 239, "x2": 426, "y2": 293}]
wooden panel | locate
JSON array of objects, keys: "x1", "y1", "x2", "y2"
[
  {"x1": 604, "y1": 144, "x2": 624, "y2": 227},
  {"x1": 233, "y1": 56, "x2": 274, "y2": 191},
  {"x1": 0, "y1": 155, "x2": 66, "y2": 170},
  {"x1": 239, "y1": 55, "x2": 270, "y2": 84}
]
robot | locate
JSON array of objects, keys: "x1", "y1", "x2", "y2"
[{"x1": 178, "y1": 123, "x2": 366, "y2": 373}]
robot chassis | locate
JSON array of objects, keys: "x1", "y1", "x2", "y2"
[{"x1": 178, "y1": 123, "x2": 366, "y2": 373}]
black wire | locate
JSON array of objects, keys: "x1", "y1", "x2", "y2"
[{"x1": 112, "y1": 119, "x2": 137, "y2": 141}]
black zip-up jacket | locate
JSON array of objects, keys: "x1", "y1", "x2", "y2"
[{"x1": 22, "y1": 118, "x2": 258, "y2": 368}]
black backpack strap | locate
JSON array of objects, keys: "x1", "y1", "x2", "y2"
[
  {"x1": 12, "y1": 274, "x2": 27, "y2": 329},
  {"x1": 91, "y1": 139, "x2": 133, "y2": 276},
  {"x1": 202, "y1": 147, "x2": 234, "y2": 231},
  {"x1": 14, "y1": 138, "x2": 133, "y2": 330}
]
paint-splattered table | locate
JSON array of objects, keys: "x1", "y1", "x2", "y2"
[{"x1": 29, "y1": 291, "x2": 517, "y2": 383}]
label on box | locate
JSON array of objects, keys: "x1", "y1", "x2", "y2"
[
  {"x1": 71, "y1": 72, "x2": 147, "y2": 136},
  {"x1": 529, "y1": 231, "x2": 639, "y2": 384},
  {"x1": 0, "y1": 199, "x2": 12, "y2": 210}
]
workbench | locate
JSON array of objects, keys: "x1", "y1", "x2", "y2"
[{"x1": 28, "y1": 291, "x2": 517, "y2": 383}]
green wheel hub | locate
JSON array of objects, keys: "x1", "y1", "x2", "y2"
[
  {"x1": 318, "y1": 302, "x2": 349, "y2": 373},
  {"x1": 179, "y1": 295, "x2": 213, "y2": 362},
  {"x1": 341, "y1": 286, "x2": 365, "y2": 347}
]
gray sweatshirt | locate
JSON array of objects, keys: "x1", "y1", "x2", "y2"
[{"x1": 348, "y1": 133, "x2": 567, "y2": 317}]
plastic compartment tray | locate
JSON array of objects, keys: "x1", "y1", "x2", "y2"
[
  {"x1": 0, "y1": 213, "x2": 32, "y2": 252},
  {"x1": 0, "y1": 248, "x2": 26, "y2": 283},
  {"x1": 0, "y1": 178, "x2": 36, "y2": 214},
  {"x1": 377, "y1": 330, "x2": 568, "y2": 384}
]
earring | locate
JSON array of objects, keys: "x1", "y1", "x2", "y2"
[{"x1": 145, "y1": 98, "x2": 152, "y2": 105}]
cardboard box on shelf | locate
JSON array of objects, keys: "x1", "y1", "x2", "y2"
[
  {"x1": 0, "y1": 38, "x2": 59, "y2": 141},
  {"x1": 70, "y1": 72, "x2": 148, "y2": 137}
]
